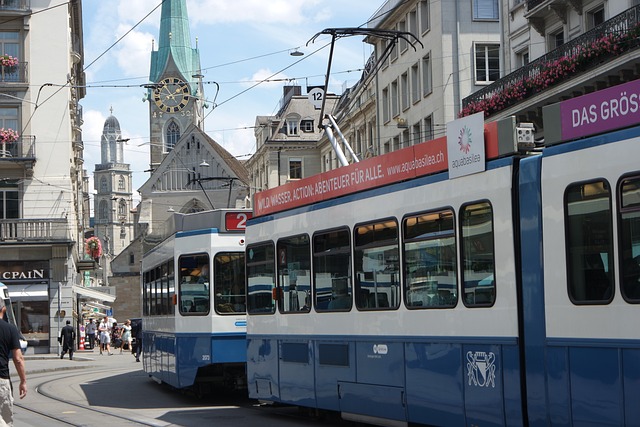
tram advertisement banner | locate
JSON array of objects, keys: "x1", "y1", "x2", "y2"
[
  {"x1": 560, "y1": 78, "x2": 640, "y2": 141},
  {"x1": 253, "y1": 121, "x2": 499, "y2": 217}
]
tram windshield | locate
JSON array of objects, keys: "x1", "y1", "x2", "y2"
[
  {"x1": 178, "y1": 253, "x2": 210, "y2": 314},
  {"x1": 214, "y1": 252, "x2": 246, "y2": 314}
]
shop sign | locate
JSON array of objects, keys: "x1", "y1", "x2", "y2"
[{"x1": 0, "y1": 261, "x2": 49, "y2": 281}]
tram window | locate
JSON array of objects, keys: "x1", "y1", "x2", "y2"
[
  {"x1": 214, "y1": 252, "x2": 246, "y2": 314},
  {"x1": 354, "y1": 219, "x2": 400, "y2": 310},
  {"x1": 167, "y1": 261, "x2": 175, "y2": 315},
  {"x1": 461, "y1": 202, "x2": 496, "y2": 307},
  {"x1": 403, "y1": 209, "x2": 457, "y2": 308},
  {"x1": 619, "y1": 176, "x2": 640, "y2": 302},
  {"x1": 565, "y1": 180, "x2": 614, "y2": 303},
  {"x1": 247, "y1": 242, "x2": 276, "y2": 314},
  {"x1": 277, "y1": 234, "x2": 312, "y2": 313},
  {"x1": 313, "y1": 228, "x2": 352, "y2": 312},
  {"x1": 178, "y1": 253, "x2": 210, "y2": 315}
]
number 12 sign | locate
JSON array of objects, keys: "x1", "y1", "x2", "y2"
[{"x1": 225, "y1": 212, "x2": 252, "y2": 231}]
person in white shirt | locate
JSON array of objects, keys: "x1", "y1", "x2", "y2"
[{"x1": 98, "y1": 316, "x2": 112, "y2": 355}]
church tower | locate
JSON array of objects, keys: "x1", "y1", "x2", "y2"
[
  {"x1": 147, "y1": 0, "x2": 205, "y2": 170},
  {"x1": 93, "y1": 110, "x2": 134, "y2": 259}
]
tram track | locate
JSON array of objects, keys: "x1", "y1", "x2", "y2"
[
  {"x1": 12, "y1": 359, "x2": 361, "y2": 427},
  {"x1": 15, "y1": 366, "x2": 168, "y2": 426}
]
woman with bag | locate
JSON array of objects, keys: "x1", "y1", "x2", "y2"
[
  {"x1": 120, "y1": 320, "x2": 132, "y2": 354},
  {"x1": 111, "y1": 321, "x2": 122, "y2": 352}
]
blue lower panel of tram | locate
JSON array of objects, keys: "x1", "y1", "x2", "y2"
[{"x1": 248, "y1": 335, "x2": 522, "y2": 426}]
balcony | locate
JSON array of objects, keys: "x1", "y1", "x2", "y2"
[
  {"x1": 462, "y1": 5, "x2": 640, "y2": 122},
  {"x1": 0, "y1": 135, "x2": 36, "y2": 174},
  {"x1": 0, "y1": 0, "x2": 29, "y2": 12},
  {"x1": 0, "y1": 62, "x2": 28, "y2": 85},
  {"x1": 0, "y1": 218, "x2": 70, "y2": 242},
  {"x1": 0, "y1": 135, "x2": 35, "y2": 159}
]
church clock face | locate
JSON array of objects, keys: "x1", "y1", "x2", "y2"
[{"x1": 153, "y1": 77, "x2": 190, "y2": 113}]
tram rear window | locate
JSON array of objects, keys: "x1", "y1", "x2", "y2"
[
  {"x1": 619, "y1": 176, "x2": 640, "y2": 302},
  {"x1": 178, "y1": 253, "x2": 210, "y2": 315},
  {"x1": 214, "y1": 252, "x2": 246, "y2": 314},
  {"x1": 565, "y1": 180, "x2": 614, "y2": 303},
  {"x1": 246, "y1": 243, "x2": 276, "y2": 314},
  {"x1": 403, "y1": 209, "x2": 457, "y2": 308}
]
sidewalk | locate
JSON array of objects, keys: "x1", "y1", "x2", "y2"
[{"x1": 12, "y1": 347, "x2": 140, "y2": 376}]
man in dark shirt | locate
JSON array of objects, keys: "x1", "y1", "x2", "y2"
[
  {"x1": 59, "y1": 320, "x2": 75, "y2": 360},
  {"x1": 0, "y1": 297, "x2": 26, "y2": 425},
  {"x1": 131, "y1": 319, "x2": 142, "y2": 362}
]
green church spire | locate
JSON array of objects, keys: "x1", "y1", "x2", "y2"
[{"x1": 149, "y1": 0, "x2": 201, "y2": 89}]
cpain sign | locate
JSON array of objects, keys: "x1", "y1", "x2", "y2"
[{"x1": 1, "y1": 269, "x2": 46, "y2": 280}]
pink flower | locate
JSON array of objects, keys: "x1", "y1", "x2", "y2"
[
  {"x1": 0, "y1": 54, "x2": 18, "y2": 67},
  {"x1": 0, "y1": 128, "x2": 18, "y2": 143}
]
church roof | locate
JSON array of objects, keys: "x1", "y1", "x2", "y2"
[
  {"x1": 103, "y1": 115, "x2": 121, "y2": 134},
  {"x1": 149, "y1": 0, "x2": 201, "y2": 90}
]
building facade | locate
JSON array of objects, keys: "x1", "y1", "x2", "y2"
[
  {"x1": 245, "y1": 85, "x2": 339, "y2": 201},
  {"x1": 462, "y1": 1, "x2": 640, "y2": 133},
  {"x1": 364, "y1": 0, "x2": 501, "y2": 155},
  {"x1": 0, "y1": 0, "x2": 96, "y2": 354}
]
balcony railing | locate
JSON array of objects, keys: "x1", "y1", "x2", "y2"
[
  {"x1": 0, "y1": 135, "x2": 35, "y2": 159},
  {"x1": 0, "y1": 62, "x2": 28, "y2": 84},
  {"x1": 461, "y1": 5, "x2": 640, "y2": 118},
  {"x1": 526, "y1": 0, "x2": 545, "y2": 10},
  {"x1": 0, "y1": 218, "x2": 70, "y2": 242},
  {"x1": 0, "y1": 0, "x2": 29, "y2": 11}
]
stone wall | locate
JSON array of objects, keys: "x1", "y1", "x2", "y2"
[{"x1": 109, "y1": 273, "x2": 141, "y2": 322}]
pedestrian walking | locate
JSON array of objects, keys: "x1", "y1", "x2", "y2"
[
  {"x1": 120, "y1": 320, "x2": 132, "y2": 354},
  {"x1": 58, "y1": 320, "x2": 75, "y2": 360},
  {"x1": 132, "y1": 319, "x2": 142, "y2": 362},
  {"x1": 111, "y1": 322, "x2": 122, "y2": 352},
  {"x1": 85, "y1": 318, "x2": 96, "y2": 349},
  {"x1": 98, "y1": 316, "x2": 112, "y2": 355},
  {"x1": 0, "y1": 297, "x2": 26, "y2": 425}
]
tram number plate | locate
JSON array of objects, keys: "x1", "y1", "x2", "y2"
[
  {"x1": 226, "y1": 212, "x2": 252, "y2": 230},
  {"x1": 202, "y1": 355, "x2": 210, "y2": 361}
]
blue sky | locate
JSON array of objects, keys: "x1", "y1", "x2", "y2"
[{"x1": 81, "y1": 0, "x2": 379, "y2": 202}]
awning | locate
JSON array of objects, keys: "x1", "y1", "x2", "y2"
[
  {"x1": 8, "y1": 284, "x2": 48, "y2": 299},
  {"x1": 72, "y1": 285, "x2": 116, "y2": 302},
  {"x1": 83, "y1": 301, "x2": 111, "y2": 311}
]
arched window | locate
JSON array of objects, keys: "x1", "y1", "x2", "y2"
[
  {"x1": 118, "y1": 200, "x2": 127, "y2": 218},
  {"x1": 165, "y1": 121, "x2": 180, "y2": 152},
  {"x1": 118, "y1": 176, "x2": 125, "y2": 191},
  {"x1": 99, "y1": 200, "x2": 109, "y2": 221}
]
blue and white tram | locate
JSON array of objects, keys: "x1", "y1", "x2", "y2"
[
  {"x1": 246, "y1": 108, "x2": 640, "y2": 425},
  {"x1": 0, "y1": 282, "x2": 27, "y2": 353},
  {"x1": 142, "y1": 209, "x2": 250, "y2": 394}
]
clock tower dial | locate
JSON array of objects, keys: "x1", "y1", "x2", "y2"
[{"x1": 153, "y1": 77, "x2": 190, "y2": 113}]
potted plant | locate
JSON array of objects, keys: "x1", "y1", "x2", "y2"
[
  {"x1": 0, "y1": 128, "x2": 19, "y2": 144},
  {"x1": 85, "y1": 236, "x2": 103, "y2": 260},
  {"x1": 0, "y1": 54, "x2": 18, "y2": 70}
]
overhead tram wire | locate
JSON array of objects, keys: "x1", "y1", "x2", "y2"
[
  {"x1": 203, "y1": 41, "x2": 332, "y2": 120},
  {"x1": 83, "y1": 0, "x2": 167, "y2": 73}
]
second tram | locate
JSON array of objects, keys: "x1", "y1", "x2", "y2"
[{"x1": 142, "y1": 209, "x2": 250, "y2": 394}]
